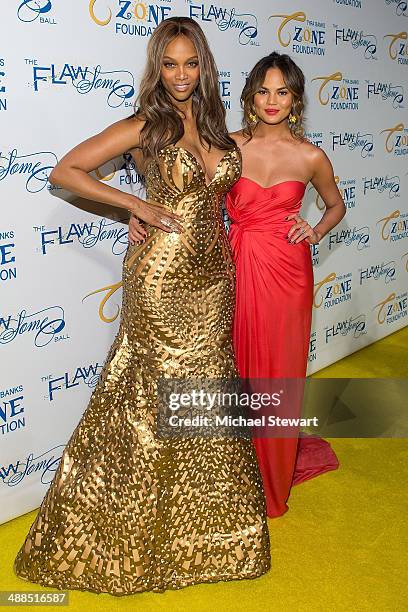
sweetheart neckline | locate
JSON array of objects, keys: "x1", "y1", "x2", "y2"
[
  {"x1": 148, "y1": 145, "x2": 237, "y2": 187},
  {"x1": 238, "y1": 177, "x2": 307, "y2": 191}
]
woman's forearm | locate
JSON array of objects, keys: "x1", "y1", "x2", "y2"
[
  {"x1": 49, "y1": 166, "x2": 140, "y2": 213},
  {"x1": 49, "y1": 164, "x2": 184, "y2": 234},
  {"x1": 313, "y1": 201, "x2": 346, "y2": 241}
]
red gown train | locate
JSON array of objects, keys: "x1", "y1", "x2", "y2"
[{"x1": 226, "y1": 178, "x2": 339, "y2": 518}]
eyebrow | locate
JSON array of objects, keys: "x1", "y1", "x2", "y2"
[
  {"x1": 162, "y1": 55, "x2": 199, "y2": 61},
  {"x1": 259, "y1": 85, "x2": 288, "y2": 91}
]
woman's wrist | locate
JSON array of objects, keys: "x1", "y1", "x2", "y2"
[
  {"x1": 313, "y1": 225, "x2": 324, "y2": 242},
  {"x1": 123, "y1": 194, "x2": 143, "y2": 217}
]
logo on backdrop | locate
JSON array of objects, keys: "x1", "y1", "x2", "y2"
[
  {"x1": 0, "y1": 385, "x2": 24, "y2": 437},
  {"x1": 94, "y1": 153, "x2": 143, "y2": 188},
  {"x1": 310, "y1": 243, "x2": 319, "y2": 267},
  {"x1": 312, "y1": 72, "x2": 359, "y2": 110},
  {"x1": 384, "y1": 31, "x2": 408, "y2": 64},
  {"x1": 17, "y1": 0, "x2": 56, "y2": 24},
  {"x1": 366, "y1": 81, "x2": 405, "y2": 108},
  {"x1": 0, "y1": 58, "x2": 7, "y2": 112},
  {"x1": 37, "y1": 218, "x2": 129, "y2": 256},
  {"x1": 380, "y1": 123, "x2": 408, "y2": 155},
  {"x1": 0, "y1": 445, "x2": 64, "y2": 486},
  {"x1": 304, "y1": 130, "x2": 323, "y2": 147},
  {"x1": 332, "y1": 0, "x2": 362, "y2": 8},
  {"x1": 384, "y1": 0, "x2": 408, "y2": 17},
  {"x1": 0, "y1": 232, "x2": 16, "y2": 283},
  {"x1": 359, "y1": 260, "x2": 396, "y2": 285},
  {"x1": 0, "y1": 306, "x2": 67, "y2": 347},
  {"x1": 334, "y1": 24, "x2": 377, "y2": 59},
  {"x1": 377, "y1": 210, "x2": 408, "y2": 242},
  {"x1": 374, "y1": 291, "x2": 408, "y2": 324},
  {"x1": 269, "y1": 11, "x2": 326, "y2": 56},
  {"x1": 313, "y1": 272, "x2": 352, "y2": 310},
  {"x1": 328, "y1": 224, "x2": 370, "y2": 251},
  {"x1": 83, "y1": 281, "x2": 122, "y2": 323},
  {"x1": 363, "y1": 175, "x2": 400, "y2": 198},
  {"x1": 89, "y1": 0, "x2": 172, "y2": 36},
  {"x1": 218, "y1": 69, "x2": 231, "y2": 109},
  {"x1": 331, "y1": 131, "x2": 374, "y2": 157},
  {"x1": 187, "y1": 2, "x2": 258, "y2": 46},
  {"x1": 308, "y1": 330, "x2": 317, "y2": 363},
  {"x1": 31, "y1": 61, "x2": 135, "y2": 108},
  {"x1": 325, "y1": 314, "x2": 367, "y2": 344},
  {"x1": 0, "y1": 149, "x2": 57, "y2": 192},
  {"x1": 44, "y1": 363, "x2": 103, "y2": 401}
]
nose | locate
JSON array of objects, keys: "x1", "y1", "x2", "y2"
[
  {"x1": 176, "y1": 65, "x2": 187, "y2": 81},
  {"x1": 267, "y1": 91, "x2": 277, "y2": 105}
]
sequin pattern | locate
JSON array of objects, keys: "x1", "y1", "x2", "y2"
[{"x1": 13, "y1": 146, "x2": 271, "y2": 596}]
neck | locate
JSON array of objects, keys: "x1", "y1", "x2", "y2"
[
  {"x1": 253, "y1": 119, "x2": 293, "y2": 141},
  {"x1": 173, "y1": 96, "x2": 194, "y2": 120}
]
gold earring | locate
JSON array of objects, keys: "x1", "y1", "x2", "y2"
[
  {"x1": 288, "y1": 113, "x2": 297, "y2": 124},
  {"x1": 248, "y1": 110, "x2": 258, "y2": 123}
]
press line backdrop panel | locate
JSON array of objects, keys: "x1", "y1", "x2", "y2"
[{"x1": 1, "y1": 0, "x2": 407, "y2": 522}]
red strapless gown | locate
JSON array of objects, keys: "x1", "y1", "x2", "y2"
[{"x1": 226, "y1": 178, "x2": 339, "y2": 518}]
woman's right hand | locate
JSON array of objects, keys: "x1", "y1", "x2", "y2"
[{"x1": 131, "y1": 198, "x2": 184, "y2": 234}]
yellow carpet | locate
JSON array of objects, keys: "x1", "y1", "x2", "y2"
[{"x1": 1, "y1": 328, "x2": 407, "y2": 611}]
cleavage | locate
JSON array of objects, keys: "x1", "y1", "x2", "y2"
[{"x1": 175, "y1": 142, "x2": 224, "y2": 186}]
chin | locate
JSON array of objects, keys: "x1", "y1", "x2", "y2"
[
  {"x1": 261, "y1": 116, "x2": 281, "y2": 124},
  {"x1": 261, "y1": 114, "x2": 289, "y2": 126},
  {"x1": 170, "y1": 89, "x2": 194, "y2": 102}
]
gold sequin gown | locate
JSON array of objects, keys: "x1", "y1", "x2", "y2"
[{"x1": 13, "y1": 145, "x2": 271, "y2": 596}]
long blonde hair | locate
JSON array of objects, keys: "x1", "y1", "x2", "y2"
[{"x1": 135, "y1": 16, "x2": 235, "y2": 158}]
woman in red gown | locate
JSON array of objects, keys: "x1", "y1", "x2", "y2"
[{"x1": 227, "y1": 53, "x2": 346, "y2": 517}]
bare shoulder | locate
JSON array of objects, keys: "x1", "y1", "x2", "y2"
[
  {"x1": 102, "y1": 114, "x2": 145, "y2": 150},
  {"x1": 297, "y1": 139, "x2": 330, "y2": 165}
]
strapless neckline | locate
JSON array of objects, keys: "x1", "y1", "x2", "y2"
[
  {"x1": 149, "y1": 145, "x2": 239, "y2": 188},
  {"x1": 238, "y1": 177, "x2": 307, "y2": 191}
]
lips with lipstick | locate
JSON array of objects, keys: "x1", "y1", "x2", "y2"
[
  {"x1": 265, "y1": 109, "x2": 280, "y2": 116},
  {"x1": 174, "y1": 83, "x2": 191, "y2": 92}
]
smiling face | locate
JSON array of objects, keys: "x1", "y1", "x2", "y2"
[
  {"x1": 253, "y1": 67, "x2": 294, "y2": 125},
  {"x1": 160, "y1": 34, "x2": 200, "y2": 103}
]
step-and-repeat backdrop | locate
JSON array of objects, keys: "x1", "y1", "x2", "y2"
[{"x1": 1, "y1": 0, "x2": 407, "y2": 523}]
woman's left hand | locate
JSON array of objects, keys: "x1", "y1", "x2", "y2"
[
  {"x1": 286, "y1": 214, "x2": 320, "y2": 244},
  {"x1": 128, "y1": 214, "x2": 148, "y2": 245}
]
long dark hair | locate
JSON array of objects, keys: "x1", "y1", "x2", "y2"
[
  {"x1": 241, "y1": 52, "x2": 305, "y2": 140},
  {"x1": 134, "y1": 16, "x2": 235, "y2": 158}
]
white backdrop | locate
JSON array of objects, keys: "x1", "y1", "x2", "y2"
[{"x1": 1, "y1": 0, "x2": 407, "y2": 523}]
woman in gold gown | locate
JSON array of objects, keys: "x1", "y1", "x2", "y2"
[{"x1": 13, "y1": 17, "x2": 270, "y2": 595}]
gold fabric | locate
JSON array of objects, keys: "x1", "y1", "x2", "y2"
[{"x1": 13, "y1": 145, "x2": 271, "y2": 596}]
